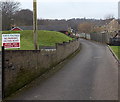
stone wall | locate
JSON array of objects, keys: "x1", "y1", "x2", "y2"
[{"x1": 3, "y1": 39, "x2": 80, "y2": 97}]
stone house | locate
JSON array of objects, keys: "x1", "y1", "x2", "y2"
[{"x1": 105, "y1": 19, "x2": 119, "y2": 37}]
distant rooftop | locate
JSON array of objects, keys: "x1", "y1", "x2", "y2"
[{"x1": 19, "y1": 24, "x2": 68, "y2": 31}]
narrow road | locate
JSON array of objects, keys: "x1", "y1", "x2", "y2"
[{"x1": 7, "y1": 39, "x2": 118, "y2": 100}]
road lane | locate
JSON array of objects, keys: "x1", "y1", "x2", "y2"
[{"x1": 7, "y1": 39, "x2": 118, "y2": 100}]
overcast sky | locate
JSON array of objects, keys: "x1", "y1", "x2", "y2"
[{"x1": 16, "y1": 0, "x2": 119, "y2": 19}]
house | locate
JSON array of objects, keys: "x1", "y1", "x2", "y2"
[
  {"x1": 11, "y1": 27, "x2": 23, "y2": 31},
  {"x1": 105, "y1": 19, "x2": 119, "y2": 37},
  {"x1": 106, "y1": 19, "x2": 120, "y2": 45}
]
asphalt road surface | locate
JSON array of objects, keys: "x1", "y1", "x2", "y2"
[{"x1": 7, "y1": 39, "x2": 118, "y2": 100}]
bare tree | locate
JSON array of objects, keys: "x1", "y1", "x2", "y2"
[
  {"x1": 91, "y1": 26, "x2": 106, "y2": 33},
  {"x1": 1, "y1": 0, "x2": 20, "y2": 30},
  {"x1": 14, "y1": 9, "x2": 33, "y2": 26},
  {"x1": 78, "y1": 22, "x2": 94, "y2": 34}
]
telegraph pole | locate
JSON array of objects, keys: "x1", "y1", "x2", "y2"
[{"x1": 33, "y1": 0, "x2": 38, "y2": 50}]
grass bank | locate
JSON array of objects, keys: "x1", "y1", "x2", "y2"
[
  {"x1": 110, "y1": 46, "x2": 120, "y2": 59},
  {"x1": 2, "y1": 30, "x2": 73, "y2": 50}
]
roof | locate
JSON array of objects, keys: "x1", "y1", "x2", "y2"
[
  {"x1": 11, "y1": 27, "x2": 23, "y2": 31},
  {"x1": 19, "y1": 24, "x2": 68, "y2": 31}
]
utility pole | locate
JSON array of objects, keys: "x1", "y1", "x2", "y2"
[{"x1": 33, "y1": 0, "x2": 38, "y2": 50}]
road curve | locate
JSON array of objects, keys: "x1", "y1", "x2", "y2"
[{"x1": 7, "y1": 39, "x2": 118, "y2": 100}]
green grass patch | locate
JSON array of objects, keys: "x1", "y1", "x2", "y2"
[
  {"x1": 110, "y1": 46, "x2": 120, "y2": 59},
  {"x1": 2, "y1": 30, "x2": 73, "y2": 50}
]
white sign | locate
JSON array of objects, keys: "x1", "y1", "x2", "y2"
[{"x1": 2, "y1": 34, "x2": 20, "y2": 49}]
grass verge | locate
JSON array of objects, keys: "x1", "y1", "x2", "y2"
[{"x1": 110, "y1": 46, "x2": 120, "y2": 59}]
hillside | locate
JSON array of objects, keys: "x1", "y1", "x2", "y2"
[{"x1": 2, "y1": 30, "x2": 73, "y2": 50}]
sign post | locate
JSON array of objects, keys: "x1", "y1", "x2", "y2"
[
  {"x1": 2, "y1": 34, "x2": 20, "y2": 49},
  {"x1": 2, "y1": 46, "x2": 4, "y2": 100}
]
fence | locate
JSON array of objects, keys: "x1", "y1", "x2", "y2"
[
  {"x1": 2, "y1": 39, "x2": 80, "y2": 97},
  {"x1": 79, "y1": 33, "x2": 91, "y2": 40},
  {"x1": 79, "y1": 33, "x2": 110, "y2": 43}
]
